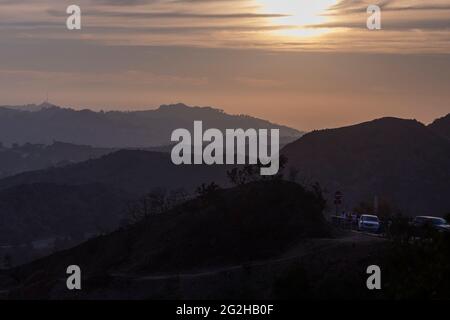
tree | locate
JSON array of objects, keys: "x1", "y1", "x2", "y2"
[
  {"x1": 196, "y1": 182, "x2": 220, "y2": 197},
  {"x1": 125, "y1": 188, "x2": 189, "y2": 225},
  {"x1": 227, "y1": 165, "x2": 257, "y2": 186},
  {"x1": 166, "y1": 188, "x2": 189, "y2": 208},
  {"x1": 126, "y1": 189, "x2": 167, "y2": 224},
  {"x1": 227, "y1": 155, "x2": 289, "y2": 186}
]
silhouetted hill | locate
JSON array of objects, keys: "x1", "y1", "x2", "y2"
[
  {"x1": 0, "y1": 141, "x2": 115, "y2": 179},
  {"x1": 3, "y1": 180, "x2": 331, "y2": 298},
  {"x1": 282, "y1": 117, "x2": 450, "y2": 216},
  {"x1": 429, "y1": 113, "x2": 450, "y2": 140},
  {"x1": 0, "y1": 183, "x2": 128, "y2": 245},
  {"x1": 0, "y1": 150, "x2": 231, "y2": 196},
  {"x1": 0, "y1": 149, "x2": 231, "y2": 249},
  {"x1": 0, "y1": 103, "x2": 302, "y2": 148}
]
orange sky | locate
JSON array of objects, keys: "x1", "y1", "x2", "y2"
[{"x1": 0, "y1": 0, "x2": 449, "y2": 130}]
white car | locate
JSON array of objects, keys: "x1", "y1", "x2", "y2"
[{"x1": 358, "y1": 215, "x2": 380, "y2": 233}]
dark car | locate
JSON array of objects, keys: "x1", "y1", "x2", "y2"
[{"x1": 412, "y1": 216, "x2": 450, "y2": 235}]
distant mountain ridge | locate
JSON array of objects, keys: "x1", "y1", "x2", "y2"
[{"x1": 0, "y1": 102, "x2": 302, "y2": 148}]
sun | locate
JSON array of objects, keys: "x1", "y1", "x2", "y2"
[{"x1": 257, "y1": 0, "x2": 337, "y2": 37}]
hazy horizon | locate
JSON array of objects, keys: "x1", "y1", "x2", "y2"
[{"x1": 2, "y1": 100, "x2": 448, "y2": 132}]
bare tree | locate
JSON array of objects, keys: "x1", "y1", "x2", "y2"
[{"x1": 125, "y1": 188, "x2": 190, "y2": 225}]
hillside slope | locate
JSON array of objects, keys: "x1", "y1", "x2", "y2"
[
  {"x1": 0, "y1": 142, "x2": 115, "y2": 179},
  {"x1": 282, "y1": 117, "x2": 450, "y2": 216},
  {"x1": 0, "y1": 183, "x2": 128, "y2": 245},
  {"x1": 3, "y1": 180, "x2": 331, "y2": 299},
  {"x1": 429, "y1": 113, "x2": 450, "y2": 140},
  {"x1": 0, "y1": 150, "x2": 231, "y2": 196}
]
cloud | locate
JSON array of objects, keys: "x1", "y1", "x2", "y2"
[
  {"x1": 47, "y1": 8, "x2": 288, "y2": 19},
  {"x1": 0, "y1": 0, "x2": 449, "y2": 53},
  {"x1": 0, "y1": 68, "x2": 209, "y2": 87},
  {"x1": 90, "y1": 0, "x2": 159, "y2": 5},
  {"x1": 308, "y1": 18, "x2": 450, "y2": 31}
]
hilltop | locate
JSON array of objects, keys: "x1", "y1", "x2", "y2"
[
  {"x1": 282, "y1": 117, "x2": 450, "y2": 216},
  {"x1": 3, "y1": 180, "x2": 332, "y2": 299}
]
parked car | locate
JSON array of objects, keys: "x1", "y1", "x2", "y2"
[
  {"x1": 411, "y1": 216, "x2": 450, "y2": 234},
  {"x1": 358, "y1": 215, "x2": 380, "y2": 233}
]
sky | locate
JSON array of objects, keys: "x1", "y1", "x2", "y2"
[{"x1": 0, "y1": 0, "x2": 449, "y2": 130}]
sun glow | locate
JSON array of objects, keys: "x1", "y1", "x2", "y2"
[{"x1": 257, "y1": 0, "x2": 337, "y2": 37}]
